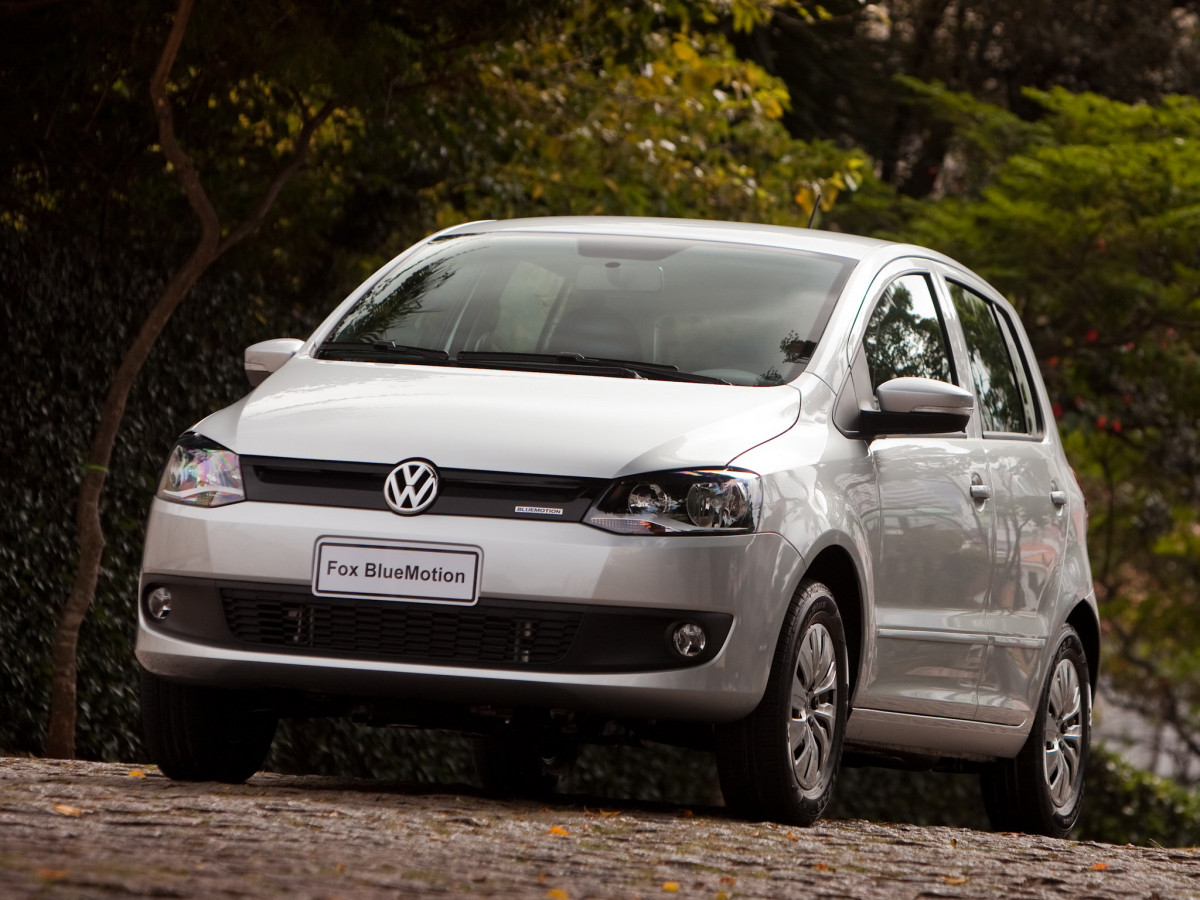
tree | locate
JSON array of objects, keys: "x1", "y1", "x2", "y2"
[
  {"x1": 45, "y1": 0, "x2": 331, "y2": 758},
  {"x1": 17, "y1": 0, "x2": 566, "y2": 758},
  {"x1": 735, "y1": 0, "x2": 1200, "y2": 196},
  {"x1": 879, "y1": 84, "x2": 1200, "y2": 780},
  {"x1": 1, "y1": 0, "x2": 864, "y2": 759}
]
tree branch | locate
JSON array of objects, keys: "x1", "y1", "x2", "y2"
[
  {"x1": 46, "y1": 0, "x2": 340, "y2": 759},
  {"x1": 149, "y1": 0, "x2": 220, "y2": 257},
  {"x1": 217, "y1": 98, "x2": 337, "y2": 255}
]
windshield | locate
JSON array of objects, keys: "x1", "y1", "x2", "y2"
[{"x1": 321, "y1": 232, "x2": 853, "y2": 386}]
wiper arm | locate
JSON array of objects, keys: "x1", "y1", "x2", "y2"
[
  {"x1": 455, "y1": 351, "x2": 729, "y2": 384},
  {"x1": 370, "y1": 340, "x2": 450, "y2": 360},
  {"x1": 317, "y1": 340, "x2": 451, "y2": 362}
]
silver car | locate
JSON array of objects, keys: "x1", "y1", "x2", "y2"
[{"x1": 137, "y1": 216, "x2": 1096, "y2": 836}]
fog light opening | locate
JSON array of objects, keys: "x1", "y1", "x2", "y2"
[
  {"x1": 672, "y1": 622, "x2": 707, "y2": 658},
  {"x1": 147, "y1": 587, "x2": 172, "y2": 620}
]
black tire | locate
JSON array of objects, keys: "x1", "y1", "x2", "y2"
[
  {"x1": 715, "y1": 579, "x2": 848, "y2": 826},
  {"x1": 140, "y1": 667, "x2": 278, "y2": 783},
  {"x1": 473, "y1": 726, "x2": 577, "y2": 798},
  {"x1": 980, "y1": 625, "x2": 1090, "y2": 838}
]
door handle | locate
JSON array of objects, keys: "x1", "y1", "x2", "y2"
[
  {"x1": 1050, "y1": 489, "x2": 1068, "y2": 507},
  {"x1": 970, "y1": 483, "x2": 992, "y2": 501}
]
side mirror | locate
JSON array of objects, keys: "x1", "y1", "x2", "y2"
[
  {"x1": 859, "y1": 376, "x2": 974, "y2": 437},
  {"x1": 244, "y1": 338, "x2": 303, "y2": 387}
]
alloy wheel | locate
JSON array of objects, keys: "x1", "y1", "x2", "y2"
[
  {"x1": 789, "y1": 622, "x2": 839, "y2": 792},
  {"x1": 1043, "y1": 657, "x2": 1085, "y2": 811}
]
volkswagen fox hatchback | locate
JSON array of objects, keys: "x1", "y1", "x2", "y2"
[{"x1": 138, "y1": 216, "x2": 1097, "y2": 837}]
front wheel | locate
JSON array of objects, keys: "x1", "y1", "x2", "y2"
[
  {"x1": 980, "y1": 625, "x2": 1091, "y2": 837},
  {"x1": 715, "y1": 580, "x2": 848, "y2": 826},
  {"x1": 140, "y1": 667, "x2": 277, "y2": 783}
]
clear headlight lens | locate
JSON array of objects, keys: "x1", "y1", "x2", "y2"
[
  {"x1": 585, "y1": 469, "x2": 761, "y2": 535},
  {"x1": 155, "y1": 434, "x2": 244, "y2": 508}
]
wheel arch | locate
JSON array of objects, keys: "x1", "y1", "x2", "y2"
[
  {"x1": 1066, "y1": 600, "x2": 1101, "y2": 694},
  {"x1": 800, "y1": 542, "x2": 866, "y2": 707}
]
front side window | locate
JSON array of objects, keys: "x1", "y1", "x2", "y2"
[
  {"x1": 862, "y1": 273, "x2": 954, "y2": 392},
  {"x1": 949, "y1": 282, "x2": 1037, "y2": 435},
  {"x1": 320, "y1": 233, "x2": 855, "y2": 386}
]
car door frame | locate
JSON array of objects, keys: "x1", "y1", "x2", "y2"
[
  {"x1": 837, "y1": 256, "x2": 998, "y2": 724},
  {"x1": 930, "y1": 262, "x2": 1070, "y2": 727}
]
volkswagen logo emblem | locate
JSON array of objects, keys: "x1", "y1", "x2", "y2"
[{"x1": 383, "y1": 459, "x2": 439, "y2": 515}]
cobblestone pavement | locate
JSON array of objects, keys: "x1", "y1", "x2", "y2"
[{"x1": 1, "y1": 757, "x2": 1197, "y2": 899}]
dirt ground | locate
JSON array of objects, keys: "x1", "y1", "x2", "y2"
[{"x1": 1, "y1": 757, "x2": 1197, "y2": 899}]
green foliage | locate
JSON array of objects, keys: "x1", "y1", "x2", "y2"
[
  {"x1": 418, "y1": 1, "x2": 866, "y2": 231},
  {"x1": 862, "y1": 86, "x2": 1200, "y2": 770},
  {"x1": 1080, "y1": 749, "x2": 1200, "y2": 847}
]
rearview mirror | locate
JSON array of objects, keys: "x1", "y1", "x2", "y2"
[
  {"x1": 859, "y1": 376, "x2": 974, "y2": 437},
  {"x1": 245, "y1": 338, "x2": 303, "y2": 387}
]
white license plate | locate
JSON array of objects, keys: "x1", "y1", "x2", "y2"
[{"x1": 312, "y1": 538, "x2": 481, "y2": 604}]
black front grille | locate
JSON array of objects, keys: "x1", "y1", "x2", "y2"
[
  {"x1": 221, "y1": 588, "x2": 581, "y2": 667},
  {"x1": 240, "y1": 457, "x2": 606, "y2": 521}
]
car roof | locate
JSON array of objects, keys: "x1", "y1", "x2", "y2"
[{"x1": 432, "y1": 216, "x2": 896, "y2": 263}]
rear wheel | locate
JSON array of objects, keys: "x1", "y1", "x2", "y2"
[
  {"x1": 716, "y1": 579, "x2": 848, "y2": 825},
  {"x1": 140, "y1": 667, "x2": 277, "y2": 783},
  {"x1": 980, "y1": 626, "x2": 1090, "y2": 837}
]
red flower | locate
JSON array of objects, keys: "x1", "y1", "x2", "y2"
[{"x1": 1086, "y1": 328, "x2": 1099, "y2": 343}]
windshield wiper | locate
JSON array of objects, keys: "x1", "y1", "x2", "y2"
[
  {"x1": 318, "y1": 340, "x2": 451, "y2": 362},
  {"x1": 455, "y1": 351, "x2": 730, "y2": 384}
]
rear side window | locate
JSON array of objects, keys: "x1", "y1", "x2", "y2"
[
  {"x1": 948, "y1": 282, "x2": 1038, "y2": 436},
  {"x1": 862, "y1": 273, "x2": 954, "y2": 392}
]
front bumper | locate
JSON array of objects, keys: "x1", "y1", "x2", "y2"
[{"x1": 136, "y1": 498, "x2": 804, "y2": 723}]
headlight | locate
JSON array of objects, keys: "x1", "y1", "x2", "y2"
[
  {"x1": 585, "y1": 469, "x2": 761, "y2": 535},
  {"x1": 155, "y1": 434, "x2": 244, "y2": 508}
]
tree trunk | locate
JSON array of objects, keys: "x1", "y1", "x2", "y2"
[
  {"x1": 44, "y1": 0, "x2": 334, "y2": 758},
  {"x1": 45, "y1": 248, "x2": 216, "y2": 758}
]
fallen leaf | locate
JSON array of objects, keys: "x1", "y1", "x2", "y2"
[
  {"x1": 814, "y1": 863, "x2": 834, "y2": 872},
  {"x1": 37, "y1": 869, "x2": 68, "y2": 882},
  {"x1": 334, "y1": 862, "x2": 345, "y2": 874},
  {"x1": 679, "y1": 809, "x2": 694, "y2": 818},
  {"x1": 547, "y1": 890, "x2": 569, "y2": 900},
  {"x1": 785, "y1": 830, "x2": 799, "y2": 842},
  {"x1": 716, "y1": 893, "x2": 729, "y2": 900},
  {"x1": 548, "y1": 826, "x2": 571, "y2": 837},
  {"x1": 719, "y1": 876, "x2": 737, "y2": 885},
  {"x1": 53, "y1": 804, "x2": 82, "y2": 817},
  {"x1": 127, "y1": 769, "x2": 146, "y2": 778},
  {"x1": 662, "y1": 883, "x2": 679, "y2": 893},
  {"x1": 1093, "y1": 863, "x2": 1109, "y2": 871},
  {"x1": 537, "y1": 874, "x2": 549, "y2": 885},
  {"x1": 941, "y1": 875, "x2": 968, "y2": 885}
]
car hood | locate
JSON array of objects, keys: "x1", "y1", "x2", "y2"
[{"x1": 195, "y1": 357, "x2": 801, "y2": 478}]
